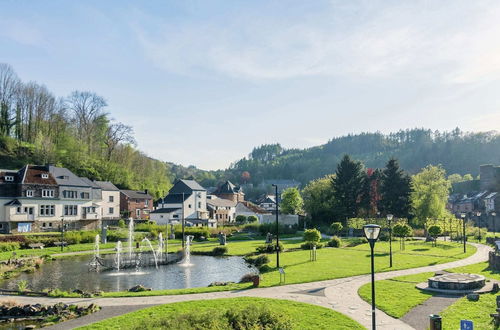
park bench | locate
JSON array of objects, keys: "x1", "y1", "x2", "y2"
[
  {"x1": 28, "y1": 243, "x2": 44, "y2": 249},
  {"x1": 53, "y1": 241, "x2": 68, "y2": 247}
]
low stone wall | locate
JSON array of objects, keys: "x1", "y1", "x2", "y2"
[
  {"x1": 489, "y1": 251, "x2": 500, "y2": 271},
  {"x1": 260, "y1": 214, "x2": 299, "y2": 226}
]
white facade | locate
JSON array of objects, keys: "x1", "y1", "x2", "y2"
[{"x1": 99, "y1": 190, "x2": 120, "y2": 219}]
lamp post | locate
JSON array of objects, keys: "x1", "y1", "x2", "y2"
[
  {"x1": 387, "y1": 214, "x2": 393, "y2": 268},
  {"x1": 364, "y1": 224, "x2": 381, "y2": 330},
  {"x1": 493, "y1": 212, "x2": 497, "y2": 238},
  {"x1": 272, "y1": 184, "x2": 280, "y2": 268},
  {"x1": 461, "y1": 213, "x2": 466, "y2": 253},
  {"x1": 476, "y1": 211, "x2": 482, "y2": 242}
]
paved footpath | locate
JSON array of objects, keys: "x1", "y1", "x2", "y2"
[{"x1": 2, "y1": 243, "x2": 491, "y2": 330}]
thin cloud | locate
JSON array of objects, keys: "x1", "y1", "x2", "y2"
[{"x1": 131, "y1": 1, "x2": 500, "y2": 84}]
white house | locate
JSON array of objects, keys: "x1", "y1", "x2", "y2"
[{"x1": 94, "y1": 181, "x2": 121, "y2": 224}]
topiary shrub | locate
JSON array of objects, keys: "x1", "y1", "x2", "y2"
[
  {"x1": 235, "y1": 215, "x2": 247, "y2": 224},
  {"x1": 330, "y1": 222, "x2": 343, "y2": 236},
  {"x1": 327, "y1": 236, "x2": 342, "y2": 248},
  {"x1": 256, "y1": 242, "x2": 284, "y2": 253},
  {"x1": 247, "y1": 215, "x2": 258, "y2": 223},
  {"x1": 345, "y1": 237, "x2": 368, "y2": 247},
  {"x1": 212, "y1": 246, "x2": 228, "y2": 256},
  {"x1": 245, "y1": 254, "x2": 270, "y2": 267},
  {"x1": 259, "y1": 264, "x2": 272, "y2": 273},
  {"x1": 118, "y1": 219, "x2": 126, "y2": 228},
  {"x1": 303, "y1": 228, "x2": 321, "y2": 244}
]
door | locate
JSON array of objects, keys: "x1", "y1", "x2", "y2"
[{"x1": 25, "y1": 207, "x2": 34, "y2": 221}]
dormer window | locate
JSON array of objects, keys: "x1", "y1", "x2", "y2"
[
  {"x1": 26, "y1": 190, "x2": 34, "y2": 197},
  {"x1": 41, "y1": 173, "x2": 49, "y2": 179},
  {"x1": 5, "y1": 176, "x2": 14, "y2": 182},
  {"x1": 42, "y1": 189, "x2": 55, "y2": 198}
]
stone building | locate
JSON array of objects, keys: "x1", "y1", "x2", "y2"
[{"x1": 480, "y1": 164, "x2": 500, "y2": 191}]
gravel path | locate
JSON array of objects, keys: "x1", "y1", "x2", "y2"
[{"x1": 2, "y1": 243, "x2": 491, "y2": 330}]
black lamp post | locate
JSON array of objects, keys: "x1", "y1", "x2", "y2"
[
  {"x1": 364, "y1": 224, "x2": 381, "y2": 330},
  {"x1": 272, "y1": 184, "x2": 280, "y2": 268},
  {"x1": 387, "y1": 214, "x2": 393, "y2": 268},
  {"x1": 493, "y1": 212, "x2": 497, "y2": 238},
  {"x1": 476, "y1": 211, "x2": 482, "y2": 242},
  {"x1": 461, "y1": 213, "x2": 466, "y2": 253}
]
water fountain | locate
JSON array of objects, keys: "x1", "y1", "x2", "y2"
[
  {"x1": 115, "y1": 241, "x2": 122, "y2": 271},
  {"x1": 140, "y1": 238, "x2": 159, "y2": 269},
  {"x1": 94, "y1": 234, "x2": 100, "y2": 257},
  {"x1": 88, "y1": 234, "x2": 101, "y2": 272},
  {"x1": 179, "y1": 235, "x2": 194, "y2": 267},
  {"x1": 128, "y1": 217, "x2": 134, "y2": 259},
  {"x1": 157, "y1": 233, "x2": 164, "y2": 260}
]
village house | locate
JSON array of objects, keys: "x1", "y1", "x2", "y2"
[
  {"x1": 206, "y1": 195, "x2": 236, "y2": 225},
  {"x1": 94, "y1": 181, "x2": 121, "y2": 225},
  {"x1": 120, "y1": 189, "x2": 153, "y2": 220},
  {"x1": 213, "y1": 180, "x2": 245, "y2": 203}
]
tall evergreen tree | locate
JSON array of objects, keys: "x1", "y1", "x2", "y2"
[
  {"x1": 331, "y1": 155, "x2": 365, "y2": 223},
  {"x1": 379, "y1": 158, "x2": 412, "y2": 218},
  {"x1": 360, "y1": 168, "x2": 381, "y2": 217}
]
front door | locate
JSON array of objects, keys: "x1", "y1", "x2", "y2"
[{"x1": 25, "y1": 207, "x2": 34, "y2": 221}]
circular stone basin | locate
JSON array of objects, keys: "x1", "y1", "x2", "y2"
[{"x1": 428, "y1": 273, "x2": 485, "y2": 291}]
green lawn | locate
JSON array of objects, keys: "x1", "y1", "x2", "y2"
[
  {"x1": 358, "y1": 272, "x2": 435, "y2": 318},
  {"x1": 78, "y1": 297, "x2": 364, "y2": 330},
  {"x1": 358, "y1": 260, "x2": 498, "y2": 322},
  {"x1": 440, "y1": 293, "x2": 497, "y2": 329}
]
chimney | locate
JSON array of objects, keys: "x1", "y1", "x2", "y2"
[{"x1": 144, "y1": 189, "x2": 148, "y2": 196}]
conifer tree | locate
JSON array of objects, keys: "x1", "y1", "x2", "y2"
[
  {"x1": 331, "y1": 155, "x2": 365, "y2": 223},
  {"x1": 379, "y1": 158, "x2": 412, "y2": 218}
]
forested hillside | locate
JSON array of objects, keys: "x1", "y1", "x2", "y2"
[
  {"x1": 0, "y1": 63, "x2": 172, "y2": 198},
  {"x1": 226, "y1": 129, "x2": 500, "y2": 186}
]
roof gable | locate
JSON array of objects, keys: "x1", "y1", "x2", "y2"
[{"x1": 168, "y1": 179, "x2": 206, "y2": 194}]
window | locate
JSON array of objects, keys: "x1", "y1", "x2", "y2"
[
  {"x1": 41, "y1": 173, "x2": 49, "y2": 179},
  {"x1": 48, "y1": 222, "x2": 52, "y2": 227},
  {"x1": 63, "y1": 190, "x2": 77, "y2": 198},
  {"x1": 16, "y1": 206, "x2": 22, "y2": 213},
  {"x1": 109, "y1": 196, "x2": 114, "y2": 203},
  {"x1": 109, "y1": 207, "x2": 114, "y2": 214},
  {"x1": 40, "y1": 205, "x2": 55, "y2": 216},
  {"x1": 42, "y1": 222, "x2": 46, "y2": 227},
  {"x1": 0, "y1": 223, "x2": 3, "y2": 229},
  {"x1": 188, "y1": 204, "x2": 192, "y2": 208},
  {"x1": 136, "y1": 209, "x2": 140, "y2": 217},
  {"x1": 84, "y1": 206, "x2": 96, "y2": 213},
  {"x1": 173, "y1": 214, "x2": 179, "y2": 219},
  {"x1": 5, "y1": 176, "x2": 14, "y2": 182},
  {"x1": 198, "y1": 202, "x2": 201, "y2": 208},
  {"x1": 42, "y1": 189, "x2": 55, "y2": 198},
  {"x1": 26, "y1": 190, "x2": 34, "y2": 197},
  {"x1": 145, "y1": 199, "x2": 149, "y2": 207},
  {"x1": 64, "y1": 205, "x2": 78, "y2": 216},
  {"x1": 80, "y1": 192, "x2": 90, "y2": 199}
]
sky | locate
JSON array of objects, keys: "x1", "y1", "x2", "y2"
[{"x1": 1, "y1": 0, "x2": 500, "y2": 170}]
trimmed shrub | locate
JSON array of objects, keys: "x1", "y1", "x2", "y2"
[
  {"x1": 258, "y1": 223, "x2": 297, "y2": 236},
  {"x1": 241, "y1": 223, "x2": 260, "y2": 233},
  {"x1": 118, "y1": 219, "x2": 126, "y2": 228},
  {"x1": 245, "y1": 254, "x2": 270, "y2": 267},
  {"x1": 247, "y1": 215, "x2": 258, "y2": 223},
  {"x1": 330, "y1": 222, "x2": 343, "y2": 236},
  {"x1": 256, "y1": 242, "x2": 284, "y2": 253},
  {"x1": 174, "y1": 227, "x2": 210, "y2": 240},
  {"x1": 345, "y1": 237, "x2": 368, "y2": 247},
  {"x1": 300, "y1": 242, "x2": 323, "y2": 249},
  {"x1": 327, "y1": 236, "x2": 342, "y2": 248},
  {"x1": 0, "y1": 235, "x2": 27, "y2": 244},
  {"x1": 212, "y1": 246, "x2": 228, "y2": 256},
  {"x1": 0, "y1": 242, "x2": 20, "y2": 252},
  {"x1": 235, "y1": 215, "x2": 247, "y2": 224},
  {"x1": 239, "y1": 273, "x2": 259, "y2": 283},
  {"x1": 303, "y1": 229, "x2": 321, "y2": 243}
]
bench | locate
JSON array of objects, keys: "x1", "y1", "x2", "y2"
[
  {"x1": 28, "y1": 243, "x2": 44, "y2": 249},
  {"x1": 54, "y1": 241, "x2": 68, "y2": 247}
]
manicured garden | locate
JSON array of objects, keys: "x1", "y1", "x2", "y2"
[
  {"x1": 78, "y1": 297, "x2": 364, "y2": 330},
  {"x1": 358, "y1": 260, "x2": 500, "y2": 327}
]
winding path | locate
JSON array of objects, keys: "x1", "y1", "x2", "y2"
[{"x1": 2, "y1": 243, "x2": 491, "y2": 329}]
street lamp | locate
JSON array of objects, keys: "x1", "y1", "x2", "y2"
[
  {"x1": 386, "y1": 214, "x2": 393, "y2": 268},
  {"x1": 364, "y1": 224, "x2": 381, "y2": 330},
  {"x1": 476, "y1": 211, "x2": 482, "y2": 242},
  {"x1": 492, "y1": 212, "x2": 497, "y2": 238},
  {"x1": 461, "y1": 213, "x2": 466, "y2": 253},
  {"x1": 60, "y1": 217, "x2": 66, "y2": 252},
  {"x1": 272, "y1": 184, "x2": 280, "y2": 268}
]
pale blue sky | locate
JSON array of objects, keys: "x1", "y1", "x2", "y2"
[{"x1": 1, "y1": 0, "x2": 499, "y2": 169}]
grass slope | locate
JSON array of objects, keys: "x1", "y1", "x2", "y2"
[{"x1": 78, "y1": 297, "x2": 364, "y2": 330}]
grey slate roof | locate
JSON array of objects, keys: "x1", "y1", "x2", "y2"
[
  {"x1": 168, "y1": 179, "x2": 206, "y2": 194},
  {"x1": 48, "y1": 166, "x2": 90, "y2": 187},
  {"x1": 160, "y1": 194, "x2": 189, "y2": 204},
  {"x1": 151, "y1": 207, "x2": 181, "y2": 214},
  {"x1": 94, "y1": 181, "x2": 120, "y2": 191},
  {"x1": 214, "y1": 180, "x2": 242, "y2": 194},
  {"x1": 80, "y1": 177, "x2": 101, "y2": 189},
  {"x1": 207, "y1": 197, "x2": 236, "y2": 208},
  {"x1": 121, "y1": 190, "x2": 153, "y2": 199}
]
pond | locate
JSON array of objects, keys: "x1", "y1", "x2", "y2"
[{"x1": 1, "y1": 254, "x2": 255, "y2": 292}]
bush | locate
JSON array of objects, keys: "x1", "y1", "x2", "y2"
[
  {"x1": 107, "y1": 230, "x2": 129, "y2": 242},
  {"x1": 330, "y1": 222, "x2": 343, "y2": 235},
  {"x1": 256, "y1": 242, "x2": 284, "y2": 253},
  {"x1": 146, "y1": 306, "x2": 292, "y2": 330},
  {"x1": 345, "y1": 237, "x2": 367, "y2": 247},
  {"x1": 118, "y1": 219, "x2": 126, "y2": 228},
  {"x1": 245, "y1": 254, "x2": 270, "y2": 267},
  {"x1": 258, "y1": 223, "x2": 297, "y2": 236},
  {"x1": 327, "y1": 236, "x2": 342, "y2": 248},
  {"x1": 259, "y1": 264, "x2": 273, "y2": 273},
  {"x1": 174, "y1": 227, "x2": 210, "y2": 240},
  {"x1": 413, "y1": 228, "x2": 425, "y2": 237},
  {"x1": 212, "y1": 246, "x2": 228, "y2": 256},
  {"x1": 235, "y1": 215, "x2": 247, "y2": 224},
  {"x1": 303, "y1": 228, "x2": 321, "y2": 243},
  {"x1": 393, "y1": 223, "x2": 412, "y2": 239},
  {"x1": 0, "y1": 242, "x2": 20, "y2": 252},
  {"x1": 0, "y1": 235, "x2": 27, "y2": 244},
  {"x1": 300, "y1": 242, "x2": 323, "y2": 249},
  {"x1": 247, "y1": 215, "x2": 258, "y2": 223},
  {"x1": 239, "y1": 273, "x2": 259, "y2": 283}
]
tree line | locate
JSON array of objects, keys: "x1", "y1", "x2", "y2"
[{"x1": 0, "y1": 63, "x2": 172, "y2": 198}]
